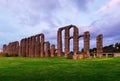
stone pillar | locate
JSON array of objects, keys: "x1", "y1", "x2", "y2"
[
  {"x1": 51, "y1": 44, "x2": 55, "y2": 57},
  {"x1": 65, "y1": 27, "x2": 70, "y2": 56},
  {"x1": 8, "y1": 42, "x2": 12, "y2": 55},
  {"x1": 24, "y1": 39, "x2": 27, "y2": 56},
  {"x1": 40, "y1": 34, "x2": 45, "y2": 57},
  {"x1": 3, "y1": 44, "x2": 7, "y2": 53},
  {"x1": 45, "y1": 41, "x2": 50, "y2": 57},
  {"x1": 73, "y1": 26, "x2": 79, "y2": 54},
  {"x1": 31, "y1": 36, "x2": 35, "y2": 57},
  {"x1": 21, "y1": 39, "x2": 24, "y2": 56},
  {"x1": 26, "y1": 38, "x2": 29, "y2": 57},
  {"x1": 17, "y1": 41, "x2": 19, "y2": 56},
  {"x1": 57, "y1": 25, "x2": 79, "y2": 57},
  {"x1": 34, "y1": 35, "x2": 37, "y2": 57},
  {"x1": 84, "y1": 31, "x2": 90, "y2": 57},
  {"x1": 14, "y1": 41, "x2": 19, "y2": 55},
  {"x1": 57, "y1": 28, "x2": 62, "y2": 57},
  {"x1": 35, "y1": 34, "x2": 40, "y2": 57},
  {"x1": 11, "y1": 42, "x2": 14, "y2": 54},
  {"x1": 20, "y1": 40, "x2": 23, "y2": 56},
  {"x1": 10, "y1": 43, "x2": 13, "y2": 54},
  {"x1": 28, "y1": 37, "x2": 31, "y2": 57},
  {"x1": 5, "y1": 41, "x2": 19, "y2": 56},
  {"x1": 30, "y1": 37, "x2": 33, "y2": 57},
  {"x1": 21, "y1": 38, "x2": 26, "y2": 57},
  {"x1": 96, "y1": 34, "x2": 103, "y2": 57}
]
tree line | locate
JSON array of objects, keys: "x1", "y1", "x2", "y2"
[{"x1": 90, "y1": 42, "x2": 120, "y2": 53}]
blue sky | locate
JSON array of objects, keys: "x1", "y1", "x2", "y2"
[{"x1": 0, "y1": 0, "x2": 120, "y2": 51}]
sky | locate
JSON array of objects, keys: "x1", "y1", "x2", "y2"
[{"x1": 0, "y1": 0, "x2": 120, "y2": 51}]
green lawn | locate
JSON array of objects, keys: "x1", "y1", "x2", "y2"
[{"x1": 0, "y1": 57, "x2": 120, "y2": 81}]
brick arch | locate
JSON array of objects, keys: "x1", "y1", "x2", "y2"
[
  {"x1": 57, "y1": 25, "x2": 79, "y2": 57},
  {"x1": 34, "y1": 33, "x2": 45, "y2": 57},
  {"x1": 57, "y1": 27, "x2": 66, "y2": 56}
]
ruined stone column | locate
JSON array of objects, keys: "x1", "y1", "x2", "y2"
[
  {"x1": 45, "y1": 41, "x2": 50, "y2": 57},
  {"x1": 57, "y1": 28, "x2": 62, "y2": 57},
  {"x1": 28, "y1": 37, "x2": 32, "y2": 57},
  {"x1": 28, "y1": 37, "x2": 31, "y2": 57},
  {"x1": 35, "y1": 34, "x2": 40, "y2": 57},
  {"x1": 40, "y1": 34, "x2": 45, "y2": 57},
  {"x1": 21, "y1": 38, "x2": 26, "y2": 57},
  {"x1": 21, "y1": 39, "x2": 24, "y2": 56},
  {"x1": 24, "y1": 39, "x2": 27, "y2": 56},
  {"x1": 34, "y1": 35, "x2": 37, "y2": 57},
  {"x1": 96, "y1": 34, "x2": 103, "y2": 57},
  {"x1": 51, "y1": 44, "x2": 55, "y2": 57},
  {"x1": 57, "y1": 25, "x2": 79, "y2": 57},
  {"x1": 20, "y1": 39, "x2": 23, "y2": 56},
  {"x1": 65, "y1": 27, "x2": 70, "y2": 56},
  {"x1": 11, "y1": 43, "x2": 14, "y2": 54},
  {"x1": 3, "y1": 44, "x2": 7, "y2": 53},
  {"x1": 26, "y1": 38, "x2": 29, "y2": 57},
  {"x1": 17, "y1": 41, "x2": 19, "y2": 56},
  {"x1": 14, "y1": 41, "x2": 19, "y2": 56},
  {"x1": 84, "y1": 31, "x2": 90, "y2": 57},
  {"x1": 31, "y1": 36, "x2": 35, "y2": 57},
  {"x1": 8, "y1": 43, "x2": 12, "y2": 55},
  {"x1": 6, "y1": 41, "x2": 19, "y2": 56},
  {"x1": 73, "y1": 26, "x2": 79, "y2": 54}
]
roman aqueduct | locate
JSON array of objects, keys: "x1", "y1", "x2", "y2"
[{"x1": 2, "y1": 25, "x2": 103, "y2": 58}]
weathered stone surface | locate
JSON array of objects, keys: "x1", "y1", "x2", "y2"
[
  {"x1": 57, "y1": 27, "x2": 65, "y2": 57},
  {"x1": 50, "y1": 44, "x2": 56, "y2": 57},
  {"x1": 3, "y1": 44, "x2": 7, "y2": 53},
  {"x1": 96, "y1": 34, "x2": 103, "y2": 57},
  {"x1": 35, "y1": 35, "x2": 40, "y2": 57},
  {"x1": 2, "y1": 24, "x2": 92, "y2": 59},
  {"x1": 84, "y1": 31, "x2": 90, "y2": 57},
  {"x1": 25, "y1": 38, "x2": 29, "y2": 57},
  {"x1": 114, "y1": 53, "x2": 120, "y2": 57},
  {"x1": 57, "y1": 25, "x2": 80, "y2": 57},
  {"x1": 45, "y1": 41, "x2": 50, "y2": 57},
  {"x1": 67, "y1": 53, "x2": 84, "y2": 59},
  {"x1": 28, "y1": 37, "x2": 31, "y2": 57},
  {"x1": 20, "y1": 38, "x2": 27, "y2": 56},
  {"x1": 40, "y1": 34, "x2": 45, "y2": 57},
  {"x1": 31, "y1": 36, "x2": 35, "y2": 57},
  {"x1": 3, "y1": 41, "x2": 19, "y2": 56}
]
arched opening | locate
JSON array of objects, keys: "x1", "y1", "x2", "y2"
[
  {"x1": 70, "y1": 39, "x2": 73, "y2": 53},
  {"x1": 57, "y1": 25, "x2": 79, "y2": 56},
  {"x1": 69, "y1": 27, "x2": 74, "y2": 53},
  {"x1": 69, "y1": 27, "x2": 73, "y2": 37},
  {"x1": 62, "y1": 29, "x2": 65, "y2": 54},
  {"x1": 79, "y1": 38, "x2": 84, "y2": 53}
]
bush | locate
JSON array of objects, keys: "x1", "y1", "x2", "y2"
[
  {"x1": 9, "y1": 53, "x2": 18, "y2": 57},
  {"x1": 0, "y1": 52, "x2": 18, "y2": 57},
  {"x1": 0, "y1": 53, "x2": 9, "y2": 57}
]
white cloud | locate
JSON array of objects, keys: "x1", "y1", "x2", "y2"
[
  {"x1": 96, "y1": 0, "x2": 120, "y2": 14},
  {"x1": 1, "y1": 0, "x2": 115, "y2": 49}
]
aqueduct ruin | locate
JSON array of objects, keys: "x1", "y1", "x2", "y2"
[
  {"x1": 57, "y1": 25, "x2": 90, "y2": 57},
  {"x1": 2, "y1": 25, "x2": 103, "y2": 58}
]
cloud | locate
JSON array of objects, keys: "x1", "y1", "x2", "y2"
[
  {"x1": 89, "y1": 12, "x2": 120, "y2": 47},
  {"x1": 96, "y1": 0, "x2": 120, "y2": 14},
  {"x1": 2, "y1": 0, "x2": 119, "y2": 50}
]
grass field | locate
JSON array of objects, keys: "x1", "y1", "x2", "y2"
[{"x1": 0, "y1": 57, "x2": 120, "y2": 81}]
